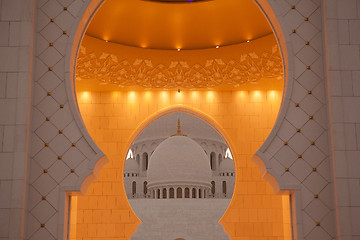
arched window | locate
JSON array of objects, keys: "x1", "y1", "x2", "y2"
[
  {"x1": 162, "y1": 188, "x2": 167, "y2": 199},
  {"x1": 132, "y1": 181, "x2": 136, "y2": 195},
  {"x1": 136, "y1": 154, "x2": 140, "y2": 165},
  {"x1": 225, "y1": 148, "x2": 233, "y2": 159},
  {"x1": 177, "y1": 187, "x2": 182, "y2": 198},
  {"x1": 185, "y1": 188, "x2": 190, "y2": 198},
  {"x1": 198, "y1": 189, "x2": 202, "y2": 198},
  {"x1": 211, "y1": 181, "x2": 215, "y2": 195},
  {"x1": 126, "y1": 149, "x2": 134, "y2": 159},
  {"x1": 222, "y1": 181, "x2": 227, "y2": 196},
  {"x1": 142, "y1": 152, "x2": 148, "y2": 171},
  {"x1": 210, "y1": 152, "x2": 216, "y2": 170},
  {"x1": 169, "y1": 188, "x2": 174, "y2": 198},
  {"x1": 143, "y1": 181, "x2": 148, "y2": 195},
  {"x1": 157, "y1": 189, "x2": 160, "y2": 199},
  {"x1": 152, "y1": 189, "x2": 155, "y2": 199},
  {"x1": 192, "y1": 188, "x2": 196, "y2": 198},
  {"x1": 218, "y1": 153, "x2": 222, "y2": 165}
]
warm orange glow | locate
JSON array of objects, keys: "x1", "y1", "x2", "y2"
[
  {"x1": 111, "y1": 91, "x2": 118, "y2": 101},
  {"x1": 144, "y1": 91, "x2": 152, "y2": 101},
  {"x1": 71, "y1": 0, "x2": 291, "y2": 237},
  {"x1": 268, "y1": 90, "x2": 277, "y2": 101},
  {"x1": 160, "y1": 91, "x2": 169, "y2": 104},
  {"x1": 206, "y1": 91, "x2": 215, "y2": 103},
  {"x1": 86, "y1": 0, "x2": 273, "y2": 50},
  {"x1": 73, "y1": 86, "x2": 291, "y2": 240},
  {"x1": 103, "y1": 36, "x2": 110, "y2": 42},
  {"x1": 69, "y1": 196, "x2": 77, "y2": 240},
  {"x1": 191, "y1": 91, "x2": 198, "y2": 101},
  {"x1": 76, "y1": 34, "x2": 282, "y2": 92},
  {"x1": 236, "y1": 91, "x2": 247, "y2": 100},
  {"x1": 282, "y1": 195, "x2": 292, "y2": 239},
  {"x1": 128, "y1": 91, "x2": 136, "y2": 102},
  {"x1": 175, "y1": 90, "x2": 183, "y2": 103},
  {"x1": 252, "y1": 90, "x2": 262, "y2": 102},
  {"x1": 81, "y1": 92, "x2": 90, "y2": 102}
]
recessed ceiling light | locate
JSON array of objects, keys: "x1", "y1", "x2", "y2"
[
  {"x1": 142, "y1": 0, "x2": 213, "y2": 3},
  {"x1": 216, "y1": 46, "x2": 220, "y2": 49}
]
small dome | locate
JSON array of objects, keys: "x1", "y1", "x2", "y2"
[
  {"x1": 219, "y1": 157, "x2": 235, "y2": 173},
  {"x1": 147, "y1": 136, "x2": 211, "y2": 188},
  {"x1": 124, "y1": 158, "x2": 139, "y2": 173}
]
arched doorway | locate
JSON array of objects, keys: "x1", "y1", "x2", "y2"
[
  {"x1": 24, "y1": 0, "x2": 336, "y2": 239},
  {"x1": 67, "y1": 0, "x2": 293, "y2": 240},
  {"x1": 71, "y1": 84, "x2": 290, "y2": 239}
]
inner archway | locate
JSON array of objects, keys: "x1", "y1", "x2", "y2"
[
  {"x1": 68, "y1": 0, "x2": 292, "y2": 239},
  {"x1": 69, "y1": 87, "x2": 291, "y2": 239},
  {"x1": 124, "y1": 111, "x2": 235, "y2": 239}
]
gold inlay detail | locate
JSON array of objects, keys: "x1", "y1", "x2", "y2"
[{"x1": 76, "y1": 45, "x2": 283, "y2": 89}]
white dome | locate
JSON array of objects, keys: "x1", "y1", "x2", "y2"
[
  {"x1": 219, "y1": 157, "x2": 235, "y2": 173},
  {"x1": 147, "y1": 136, "x2": 212, "y2": 188},
  {"x1": 124, "y1": 158, "x2": 139, "y2": 173},
  {"x1": 134, "y1": 113, "x2": 226, "y2": 145}
]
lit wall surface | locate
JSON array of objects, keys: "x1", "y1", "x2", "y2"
[
  {"x1": 70, "y1": 28, "x2": 290, "y2": 239},
  {"x1": 71, "y1": 83, "x2": 291, "y2": 239}
]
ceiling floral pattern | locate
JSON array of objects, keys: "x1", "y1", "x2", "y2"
[{"x1": 76, "y1": 45, "x2": 283, "y2": 89}]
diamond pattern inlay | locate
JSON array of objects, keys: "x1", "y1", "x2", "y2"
[
  {"x1": 38, "y1": 71, "x2": 62, "y2": 92},
  {"x1": 304, "y1": 199, "x2": 329, "y2": 221},
  {"x1": 32, "y1": 174, "x2": 57, "y2": 196},
  {"x1": 291, "y1": 159, "x2": 313, "y2": 182},
  {"x1": 31, "y1": 200, "x2": 56, "y2": 223},
  {"x1": 28, "y1": 0, "x2": 334, "y2": 239}
]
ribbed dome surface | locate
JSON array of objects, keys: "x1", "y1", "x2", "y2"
[
  {"x1": 219, "y1": 157, "x2": 235, "y2": 173},
  {"x1": 124, "y1": 158, "x2": 139, "y2": 173},
  {"x1": 147, "y1": 136, "x2": 211, "y2": 187}
]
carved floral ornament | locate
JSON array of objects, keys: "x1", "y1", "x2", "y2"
[{"x1": 76, "y1": 45, "x2": 283, "y2": 89}]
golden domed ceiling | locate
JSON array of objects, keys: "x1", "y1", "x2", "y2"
[
  {"x1": 77, "y1": 0, "x2": 283, "y2": 91},
  {"x1": 86, "y1": 0, "x2": 273, "y2": 50}
]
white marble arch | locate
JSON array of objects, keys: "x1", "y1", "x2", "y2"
[{"x1": 27, "y1": 0, "x2": 334, "y2": 240}]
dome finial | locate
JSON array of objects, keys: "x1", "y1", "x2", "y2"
[{"x1": 171, "y1": 118, "x2": 187, "y2": 136}]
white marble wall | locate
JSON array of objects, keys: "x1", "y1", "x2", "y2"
[
  {"x1": 0, "y1": 0, "x2": 34, "y2": 240},
  {"x1": 0, "y1": 0, "x2": 359, "y2": 239},
  {"x1": 326, "y1": 0, "x2": 360, "y2": 239},
  {"x1": 254, "y1": 0, "x2": 335, "y2": 238}
]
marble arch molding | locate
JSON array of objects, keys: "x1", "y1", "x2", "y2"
[{"x1": 28, "y1": 0, "x2": 334, "y2": 240}]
